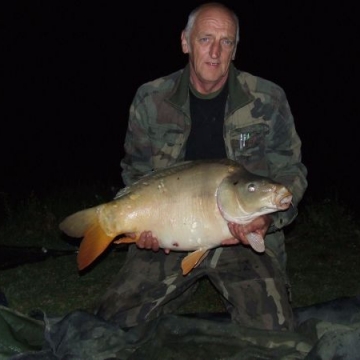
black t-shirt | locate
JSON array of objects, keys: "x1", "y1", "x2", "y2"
[{"x1": 185, "y1": 84, "x2": 228, "y2": 161}]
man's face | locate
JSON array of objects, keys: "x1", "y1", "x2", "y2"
[{"x1": 182, "y1": 6, "x2": 237, "y2": 93}]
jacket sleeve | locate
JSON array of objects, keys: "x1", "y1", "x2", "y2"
[
  {"x1": 266, "y1": 87, "x2": 308, "y2": 231},
  {"x1": 120, "y1": 87, "x2": 155, "y2": 186}
]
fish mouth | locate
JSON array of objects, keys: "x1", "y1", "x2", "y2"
[{"x1": 275, "y1": 191, "x2": 293, "y2": 210}]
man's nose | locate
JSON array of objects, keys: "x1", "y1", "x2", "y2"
[{"x1": 209, "y1": 42, "x2": 221, "y2": 58}]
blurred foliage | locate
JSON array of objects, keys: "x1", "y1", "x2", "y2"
[{"x1": 285, "y1": 196, "x2": 360, "y2": 307}]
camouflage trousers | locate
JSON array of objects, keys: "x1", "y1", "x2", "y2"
[{"x1": 95, "y1": 232, "x2": 293, "y2": 331}]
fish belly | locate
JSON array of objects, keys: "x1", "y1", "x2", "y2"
[{"x1": 153, "y1": 213, "x2": 231, "y2": 251}]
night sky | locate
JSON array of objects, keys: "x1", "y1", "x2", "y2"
[{"x1": 1, "y1": 2, "x2": 359, "y2": 211}]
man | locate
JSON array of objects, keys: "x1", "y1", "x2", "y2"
[{"x1": 95, "y1": 2, "x2": 308, "y2": 331}]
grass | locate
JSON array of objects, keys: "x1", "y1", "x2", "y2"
[{"x1": 0, "y1": 183, "x2": 360, "y2": 317}]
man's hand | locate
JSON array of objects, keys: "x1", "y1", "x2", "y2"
[
  {"x1": 222, "y1": 215, "x2": 272, "y2": 246},
  {"x1": 127, "y1": 231, "x2": 170, "y2": 254}
]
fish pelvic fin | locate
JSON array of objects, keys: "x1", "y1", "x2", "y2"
[
  {"x1": 77, "y1": 222, "x2": 114, "y2": 271},
  {"x1": 181, "y1": 249, "x2": 210, "y2": 276}
]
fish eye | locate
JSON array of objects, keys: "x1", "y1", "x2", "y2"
[{"x1": 248, "y1": 183, "x2": 256, "y2": 192}]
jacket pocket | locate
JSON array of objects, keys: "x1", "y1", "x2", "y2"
[{"x1": 229, "y1": 123, "x2": 269, "y2": 162}]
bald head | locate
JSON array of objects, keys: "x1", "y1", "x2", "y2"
[{"x1": 184, "y1": 3, "x2": 239, "y2": 46}]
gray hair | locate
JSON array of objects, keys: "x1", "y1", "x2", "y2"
[{"x1": 183, "y1": 2, "x2": 240, "y2": 45}]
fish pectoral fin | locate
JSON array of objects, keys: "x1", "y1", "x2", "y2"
[
  {"x1": 181, "y1": 249, "x2": 210, "y2": 276},
  {"x1": 245, "y1": 232, "x2": 265, "y2": 253},
  {"x1": 77, "y1": 222, "x2": 114, "y2": 271}
]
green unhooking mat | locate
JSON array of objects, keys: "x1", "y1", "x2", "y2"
[{"x1": 2, "y1": 296, "x2": 360, "y2": 360}]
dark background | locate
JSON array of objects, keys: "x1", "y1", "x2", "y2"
[{"x1": 1, "y1": 2, "x2": 359, "y2": 211}]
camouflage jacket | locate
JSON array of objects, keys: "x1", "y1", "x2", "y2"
[{"x1": 121, "y1": 63, "x2": 308, "y2": 231}]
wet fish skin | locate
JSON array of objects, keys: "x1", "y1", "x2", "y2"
[{"x1": 59, "y1": 159, "x2": 292, "y2": 275}]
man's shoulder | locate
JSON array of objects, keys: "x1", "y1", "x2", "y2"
[
  {"x1": 136, "y1": 69, "x2": 183, "y2": 96},
  {"x1": 236, "y1": 69, "x2": 285, "y2": 98}
]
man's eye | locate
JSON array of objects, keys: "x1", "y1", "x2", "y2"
[
  {"x1": 199, "y1": 37, "x2": 209, "y2": 43},
  {"x1": 222, "y1": 39, "x2": 234, "y2": 46}
]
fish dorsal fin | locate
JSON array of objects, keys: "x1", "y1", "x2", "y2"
[
  {"x1": 181, "y1": 249, "x2": 210, "y2": 275},
  {"x1": 77, "y1": 222, "x2": 114, "y2": 271}
]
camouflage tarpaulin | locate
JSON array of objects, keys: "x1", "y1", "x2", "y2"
[{"x1": 2, "y1": 296, "x2": 360, "y2": 360}]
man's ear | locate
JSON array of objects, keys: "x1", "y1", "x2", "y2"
[
  {"x1": 181, "y1": 31, "x2": 189, "y2": 54},
  {"x1": 231, "y1": 48, "x2": 237, "y2": 60}
]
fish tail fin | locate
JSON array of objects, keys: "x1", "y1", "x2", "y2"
[
  {"x1": 181, "y1": 249, "x2": 210, "y2": 276},
  {"x1": 59, "y1": 207, "x2": 114, "y2": 271},
  {"x1": 59, "y1": 207, "x2": 98, "y2": 238},
  {"x1": 77, "y1": 222, "x2": 114, "y2": 271}
]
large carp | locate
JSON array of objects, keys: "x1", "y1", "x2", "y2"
[{"x1": 59, "y1": 159, "x2": 292, "y2": 275}]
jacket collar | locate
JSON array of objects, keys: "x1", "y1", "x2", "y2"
[{"x1": 167, "y1": 63, "x2": 253, "y2": 114}]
